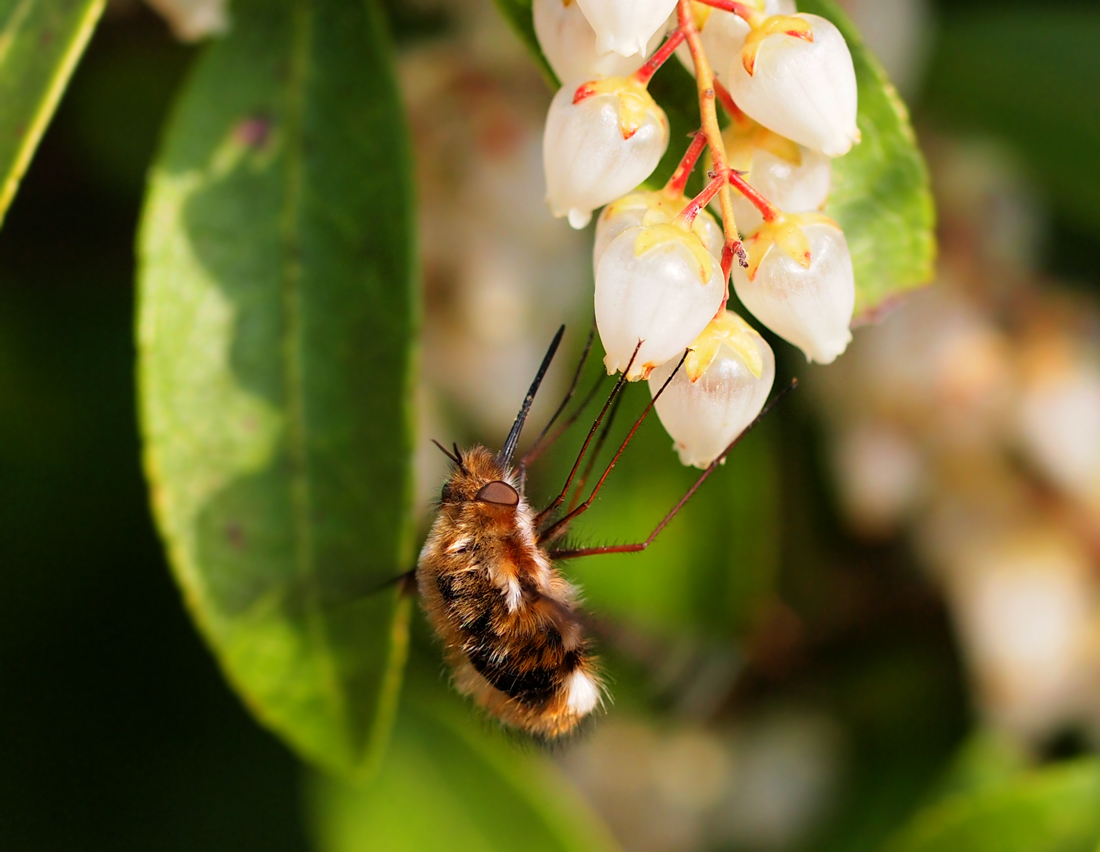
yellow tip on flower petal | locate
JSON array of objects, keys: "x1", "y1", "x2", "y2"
[
  {"x1": 741, "y1": 15, "x2": 815, "y2": 76},
  {"x1": 744, "y1": 211, "x2": 838, "y2": 280},
  {"x1": 575, "y1": 76, "x2": 664, "y2": 140},
  {"x1": 633, "y1": 222, "x2": 717, "y2": 284},
  {"x1": 685, "y1": 311, "x2": 766, "y2": 381}
]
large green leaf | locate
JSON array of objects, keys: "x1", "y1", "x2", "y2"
[
  {"x1": 309, "y1": 677, "x2": 620, "y2": 852},
  {"x1": 490, "y1": 0, "x2": 935, "y2": 319},
  {"x1": 137, "y1": 0, "x2": 418, "y2": 777},
  {"x1": 0, "y1": 0, "x2": 105, "y2": 227},
  {"x1": 882, "y1": 759, "x2": 1100, "y2": 852}
]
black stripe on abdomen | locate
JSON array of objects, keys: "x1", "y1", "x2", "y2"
[{"x1": 468, "y1": 645, "x2": 580, "y2": 707}]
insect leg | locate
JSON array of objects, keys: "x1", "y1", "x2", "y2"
[
  {"x1": 537, "y1": 351, "x2": 689, "y2": 544},
  {"x1": 546, "y1": 379, "x2": 797, "y2": 559},
  {"x1": 533, "y1": 343, "x2": 642, "y2": 526},
  {"x1": 567, "y1": 385, "x2": 627, "y2": 512},
  {"x1": 374, "y1": 567, "x2": 419, "y2": 596}
]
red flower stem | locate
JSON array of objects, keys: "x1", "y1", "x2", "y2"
[
  {"x1": 632, "y1": 29, "x2": 686, "y2": 87},
  {"x1": 676, "y1": 174, "x2": 725, "y2": 226},
  {"x1": 713, "y1": 79, "x2": 747, "y2": 123},
  {"x1": 664, "y1": 131, "x2": 708, "y2": 196},
  {"x1": 677, "y1": 0, "x2": 747, "y2": 277},
  {"x1": 711, "y1": 78, "x2": 781, "y2": 222},
  {"x1": 728, "y1": 170, "x2": 780, "y2": 222},
  {"x1": 694, "y1": 0, "x2": 763, "y2": 24}
]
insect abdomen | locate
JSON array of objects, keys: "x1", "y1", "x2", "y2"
[{"x1": 426, "y1": 555, "x2": 602, "y2": 737}]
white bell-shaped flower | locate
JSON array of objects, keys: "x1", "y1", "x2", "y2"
[
  {"x1": 575, "y1": 0, "x2": 679, "y2": 57},
  {"x1": 544, "y1": 77, "x2": 669, "y2": 229},
  {"x1": 673, "y1": 0, "x2": 796, "y2": 78},
  {"x1": 719, "y1": 120, "x2": 832, "y2": 234},
  {"x1": 594, "y1": 189, "x2": 722, "y2": 269},
  {"x1": 649, "y1": 311, "x2": 775, "y2": 468},
  {"x1": 534, "y1": 0, "x2": 662, "y2": 83},
  {"x1": 596, "y1": 222, "x2": 726, "y2": 380},
  {"x1": 732, "y1": 214, "x2": 855, "y2": 364},
  {"x1": 726, "y1": 14, "x2": 859, "y2": 157}
]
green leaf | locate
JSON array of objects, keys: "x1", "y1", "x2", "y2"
[
  {"x1": 309, "y1": 678, "x2": 621, "y2": 852},
  {"x1": 137, "y1": 0, "x2": 418, "y2": 777},
  {"x1": 799, "y1": 0, "x2": 935, "y2": 318},
  {"x1": 882, "y1": 759, "x2": 1100, "y2": 852},
  {"x1": 0, "y1": 0, "x2": 106, "y2": 227},
  {"x1": 924, "y1": 9, "x2": 1100, "y2": 236},
  {"x1": 489, "y1": 0, "x2": 935, "y2": 318}
]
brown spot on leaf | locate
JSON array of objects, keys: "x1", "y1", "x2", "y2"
[
  {"x1": 235, "y1": 115, "x2": 272, "y2": 149},
  {"x1": 225, "y1": 522, "x2": 246, "y2": 550}
]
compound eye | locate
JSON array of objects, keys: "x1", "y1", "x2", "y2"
[{"x1": 475, "y1": 480, "x2": 519, "y2": 507}]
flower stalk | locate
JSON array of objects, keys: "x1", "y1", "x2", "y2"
[{"x1": 677, "y1": 0, "x2": 746, "y2": 281}]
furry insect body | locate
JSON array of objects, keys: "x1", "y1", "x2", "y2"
[{"x1": 417, "y1": 446, "x2": 603, "y2": 738}]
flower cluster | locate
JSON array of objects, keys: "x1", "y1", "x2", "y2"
[{"x1": 536, "y1": 0, "x2": 860, "y2": 466}]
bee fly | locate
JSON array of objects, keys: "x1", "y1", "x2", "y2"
[{"x1": 415, "y1": 326, "x2": 792, "y2": 738}]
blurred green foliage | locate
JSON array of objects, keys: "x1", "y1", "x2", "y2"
[
  {"x1": 924, "y1": 9, "x2": 1100, "y2": 238},
  {"x1": 310, "y1": 670, "x2": 620, "y2": 852},
  {"x1": 884, "y1": 759, "x2": 1100, "y2": 852}
]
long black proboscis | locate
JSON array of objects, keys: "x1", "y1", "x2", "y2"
[{"x1": 498, "y1": 325, "x2": 565, "y2": 468}]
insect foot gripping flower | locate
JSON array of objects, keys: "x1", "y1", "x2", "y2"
[
  {"x1": 575, "y1": 0, "x2": 679, "y2": 58},
  {"x1": 649, "y1": 311, "x2": 775, "y2": 467},
  {"x1": 596, "y1": 221, "x2": 726, "y2": 380},
  {"x1": 674, "y1": 0, "x2": 797, "y2": 79},
  {"x1": 593, "y1": 189, "x2": 722, "y2": 269},
  {"x1": 732, "y1": 213, "x2": 855, "y2": 364},
  {"x1": 534, "y1": 0, "x2": 662, "y2": 83},
  {"x1": 544, "y1": 77, "x2": 670, "y2": 229},
  {"x1": 727, "y1": 14, "x2": 860, "y2": 157},
  {"x1": 720, "y1": 118, "x2": 832, "y2": 235}
]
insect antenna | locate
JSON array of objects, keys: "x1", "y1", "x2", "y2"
[
  {"x1": 538, "y1": 350, "x2": 689, "y2": 545},
  {"x1": 498, "y1": 325, "x2": 566, "y2": 468},
  {"x1": 431, "y1": 439, "x2": 460, "y2": 464},
  {"x1": 534, "y1": 341, "x2": 643, "y2": 526},
  {"x1": 517, "y1": 329, "x2": 597, "y2": 479},
  {"x1": 547, "y1": 378, "x2": 799, "y2": 560}
]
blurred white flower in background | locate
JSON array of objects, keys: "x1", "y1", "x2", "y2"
[
  {"x1": 142, "y1": 0, "x2": 228, "y2": 40},
  {"x1": 830, "y1": 421, "x2": 926, "y2": 539},
  {"x1": 1016, "y1": 333, "x2": 1100, "y2": 514},
  {"x1": 818, "y1": 135, "x2": 1100, "y2": 748},
  {"x1": 560, "y1": 713, "x2": 842, "y2": 852}
]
